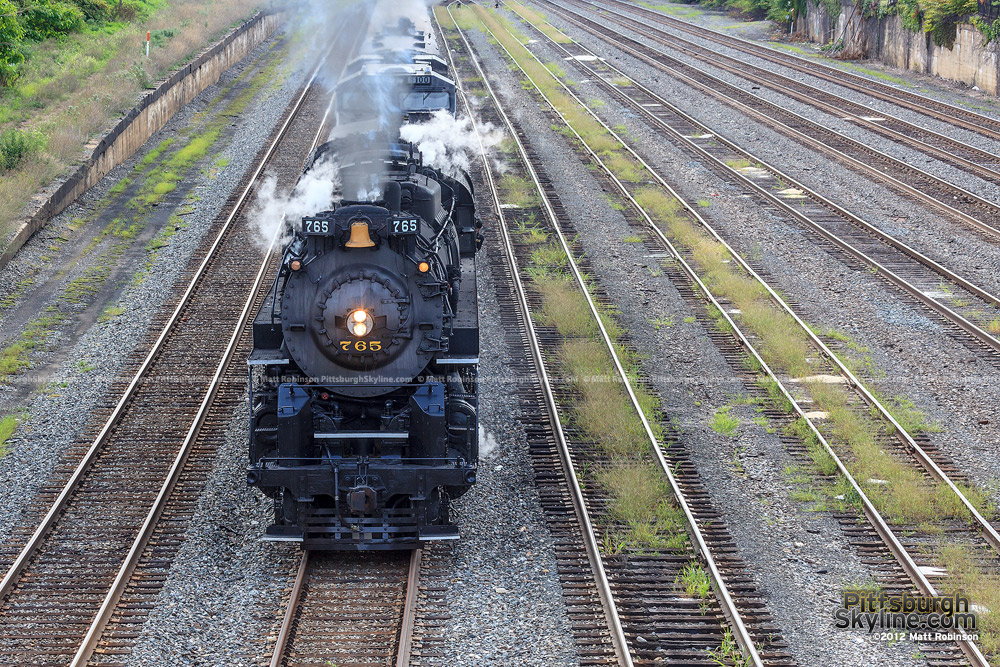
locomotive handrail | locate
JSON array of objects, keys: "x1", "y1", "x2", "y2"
[
  {"x1": 314, "y1": 432, "x2": 410, "y2": 439},
  {"x1": 257, "y1": 455, "x2": 468, "y2": 463}
]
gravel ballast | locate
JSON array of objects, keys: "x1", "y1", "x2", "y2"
[
  {"x1": 412, "y1": 210, "x2": 580, "y2": 666},
  {"x1": 539, "y1": 0, "x2": 1000, "y2": 297},
  {"x1": 122, "y1": 400, "x2": 298, "y2": 667},
  {"x1": 600, "y1": 0, "x2": 1000, "y2": 153}
]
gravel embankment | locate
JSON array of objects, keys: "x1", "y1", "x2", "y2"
[
  {"x1": 466, "y1": 20, "x2": 922, "y2": 666},
  {"x1": 0, "y1": 28, "x2": 308, "y2": 554},
  {"x1": 532, "y1": 1, "x2": 1000, "y2": 489}
]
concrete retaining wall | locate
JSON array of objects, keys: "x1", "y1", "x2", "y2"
[
  {"x1": 0, "y1": 11, "x2": 282, "y2": 271},
  {"x1": 800, "y1": 0, "x2": 1000, "y2": 95}
]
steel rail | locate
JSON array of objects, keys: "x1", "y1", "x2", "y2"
[
  {"x1": 536, "y1": 0, "x2": 1000, "y2": 355},
  {"x1": 463, "y1": 6, "x2": 766, "y2": 665},
  {"x1": 597, "y1": 0, "x2": 1000, "y2": 142},
  {"x1": 270, "y1": 551, "x2": 310, "y2": 667},
  {"x1": 563, "y1": 0, "x2": 1000, "y2": 185},
  {"x1": 394, "y1": 549, "x2": 422, "y2": 667},
  {"x1": 498, "y1": 6, "x2": 990, "y2": 663},
  {"x1": 0, "y1": 43, "x2": 332, "y2": 608},
  {"x1": 538, "y1": 0, "x2": 1000, "y2": 240},
  {"x1": 546, "y1": 0, "x2": 1000, "y2": 311},
  {"x1": 72, "y1": 223, "x2": 279, "y2": 666},
  {"x1": 270, "y1": 549, "x2": 420, "y2": 667},
  {"x1": 524, "y1": 0, "x2": 1000, "y2": 557},
  {"x1": 439, "y1": 5, "x2": 634, "y2": 665}
]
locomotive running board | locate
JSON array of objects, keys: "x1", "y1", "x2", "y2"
[
  {"x1": 247, "y1": 357, "x2": 290, "y2": 366},
  {"x1": 418, "y1": 525, "x2": 460, "y2": 541}
]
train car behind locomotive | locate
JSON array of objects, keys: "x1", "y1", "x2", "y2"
[{"x1": 333, "y1": 18, "x2": 456, "y2": 129}]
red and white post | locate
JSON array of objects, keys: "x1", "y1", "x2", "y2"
[{"x1": 146, "y1": 31, "x2": 150, "y2": 58}]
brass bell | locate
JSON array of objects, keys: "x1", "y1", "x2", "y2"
[{"x1": 345, "y1": 221, "x2": 375, "y2": 248}]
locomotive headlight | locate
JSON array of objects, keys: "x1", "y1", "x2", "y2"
[{"x1": 349, "y1": 309, "x2": 373, "y2": 337}]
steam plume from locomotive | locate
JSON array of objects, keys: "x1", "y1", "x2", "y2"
[
  {"x1": 400, "y1": 110, "x2": 504, "y2": 177},
  {"x1": 249, "y1": 158, "x2": 340, "y2": 249}
]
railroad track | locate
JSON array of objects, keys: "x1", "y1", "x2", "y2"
[
  {"x1": 441, "y1": 5, "x2": 797, "y2": 664},
  {"x1": 0, "y1": 21, "x2": 364, "y2": 665},
  {"x1": 485, "y1": 3, "x2": 1000, "y2": 663},
  {"x1": 518, "y1": 3, "x2": 1000, "y2": 356},
  {"x1": 510, "y1": 0, "x2": 1000, "y2": 526},
  {"x1": 598, "y1": 0, "x2": 1000, "y2": 144},
  {"x1": 537, "y1": 0, "x2": 1000, "y2": 240},
  {"x1": 573, "y1": 0, "x2": 1000, "y2": 188},
  {"x1": 268, "y1": 550, "x2": 419, "y2": 667}
]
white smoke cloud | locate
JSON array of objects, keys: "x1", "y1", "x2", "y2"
[
  {"x1": 250, "y1": 158, "x2": 341, "y2": 249},
  {"x1": 278, "y1": 0, "x2": 438, "y2": 90},
  {"x1": 277, "y1": 0, "x2": 370, "y2": 91},
  {"x1": 399, "y1": 110, "x2": 504, "y2": 177},
  {"x1": 478, "y1": 424, "x2": 500, "y2": 459}
]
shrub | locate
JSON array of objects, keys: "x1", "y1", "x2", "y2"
[
  {"x1": 765, "y1": 0, "x2": 802, "y2": 21},
  {"x1": 150, "y1": 27, "x2": 177, "y2": 47},
  {"x1": 74, "y1": 0, "x2": 115, "y2": 22},
  {"x1": 21, "y1": 0, "x2": 85, "y2": 40},
  {"x1": 727, "y1": 0, "x2": 770, "y2": 18},
  {"x1": 0, "y1": 128, "x2": 44, "y2": 172},
  {"x1": 921, "y1": 0, "x2": 976, "y2": 46},
  {"x1": 0, "y1": 0, "x2": 26, "y2": 85},
  {"x1": 972, "y1": 15, "x2": 1000, "y2": 42}
]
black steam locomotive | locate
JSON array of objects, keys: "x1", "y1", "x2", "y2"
[
  {"x1": 246, "y1": 133, "x2": 481, "y2": 549},
  {"x1": 246, "y1": 9, "x2": 479, "y2": 550}
]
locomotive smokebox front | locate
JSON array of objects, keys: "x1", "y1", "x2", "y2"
[{"x1": 280, "y1": 206, "x2": 448, "y2": 398}]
